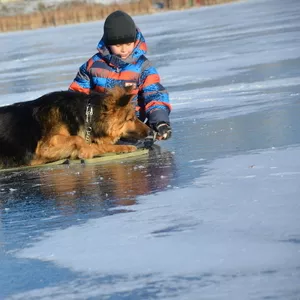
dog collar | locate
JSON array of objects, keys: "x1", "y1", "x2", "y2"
[{"x1": 85, "y1": 102, "x2": 93, "y2": 144}]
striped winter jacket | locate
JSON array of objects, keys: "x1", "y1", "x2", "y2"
[{"x1": 69, "y1": 29, "x2": 171, "y2": 126}]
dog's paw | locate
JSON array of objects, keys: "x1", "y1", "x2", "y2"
[
  {"x1": 78, "y1": 146, "x2": 94, "y2": 159},
  {"x1": 118, "y1": 145, "x2": 137, "y2": 153}
]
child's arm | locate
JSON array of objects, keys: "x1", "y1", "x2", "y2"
[
  {"x1": 139, "y1": 64, "x2": 172, "y2": 128},
  {"x1": 69, "y1": 61, "x2": 92, "y2": 94}
]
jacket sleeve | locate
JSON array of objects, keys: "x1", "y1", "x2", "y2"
[
  {"x1": 69, "y1": 61, "x2": 92, "y2": 94},
  {"x1": 139, "y1": 62, "x2": 172, "y2": 126}
]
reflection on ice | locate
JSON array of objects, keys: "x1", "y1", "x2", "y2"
[
  {"x1": 13, "y1": 146, "x2": 300, "y2": 299},
  {"x1": 0, "y1": 146, "x2": 175, "y2": 212}
]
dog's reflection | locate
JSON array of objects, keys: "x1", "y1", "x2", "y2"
[{"x1": 39, "y1": 146, "x2": 175, "y2": 214}]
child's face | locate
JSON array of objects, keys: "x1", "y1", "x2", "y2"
[{"x1": 109, "y1": 42, "x2": 135, "y2": 60}]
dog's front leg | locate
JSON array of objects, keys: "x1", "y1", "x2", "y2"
[
  {"x1": 31, "y1": 135, "x2": 89, "y2": 165},
  {"x1": 93, "y1": 144, "x2": 137, "y2": 156},
  {"x1": 77, "y1": 143, "x2": 104, "y2": 159},
  {"x1": 93, "y1": 138, "x2": 137, "y2": 155}
]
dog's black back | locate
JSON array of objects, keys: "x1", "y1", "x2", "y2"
[{"x1": 0, "y1": 91, "x2": 103, "y2": 168}]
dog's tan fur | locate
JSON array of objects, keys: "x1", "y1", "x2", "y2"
[{"x1": 0, "y1": 86, "x2": 151, "y2": 169}]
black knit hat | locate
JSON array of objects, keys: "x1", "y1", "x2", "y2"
[{"x1": 103, "y1": 10, "x2": 136, "y2": 46}]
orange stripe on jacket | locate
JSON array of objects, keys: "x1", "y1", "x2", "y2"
[
  {"x1": 114, "y1": 70, "x2": 139, "y2": 81},
  {"x1": 94, "y1": 86, "x2": 106, "y2": 93},
  {"x1": 69, "y1": 82, "x2": 90, "y2": 94},
  {"x1": 92, "y1": 69, "x2": 140, "y2": 81},
  {"x1": 139, "y1": 42, "x2": 147, "y2": 52},
  {"x1": 87, "y1": 58, "x2": 95, "y2": 71},
  {"x1": 145, "y1": 101, "x2": 172, "y2": 112},
  {"x1": 140, "y1": 74, "x2": 160, "y2": 89}
]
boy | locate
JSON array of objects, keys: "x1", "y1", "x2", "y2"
[{"x1": 69, "y1": 10, "x2": 172, "y2": 141}]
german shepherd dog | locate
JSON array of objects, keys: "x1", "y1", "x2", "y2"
[{"x1": 0, "y1": 86, "x2": 152, "y2": 169}]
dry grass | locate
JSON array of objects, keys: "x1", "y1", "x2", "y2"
[{"x1": 0, "y1": 0, "x2": 239, "y2": 32}]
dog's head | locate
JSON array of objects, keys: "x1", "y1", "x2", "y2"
[{"x1": 92, "y1": 86, "x2": 151, "y2": 142}]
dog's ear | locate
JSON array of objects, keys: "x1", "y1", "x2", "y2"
[
  {"x1": 117, "y1": 86, "x2": 134, "y2": 107},
  {"x1": 117, "y1": 93, "x2": 134, "y2": 107},
  {"x1": 105, "y1": 86, "x2": 134, "y2": 108},
  {"x1": 124, "y1": 85, "x2": 134, "y2": 93}
]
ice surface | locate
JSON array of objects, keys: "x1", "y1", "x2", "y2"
[{"x1": 1, "y1": 0, "x2": 300, "y2": 299}]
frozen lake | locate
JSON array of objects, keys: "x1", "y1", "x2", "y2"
[{"x1": 1, "y1": 0, "x2": 300, "y2": 299}]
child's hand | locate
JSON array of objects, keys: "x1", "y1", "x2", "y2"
[{"x1": 155, "y1": 122, "x2": 172, "y2": 140}]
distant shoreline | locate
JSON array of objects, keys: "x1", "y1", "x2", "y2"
[{"x1": 0, "y1": 0, "x2": 238, "y2": 33}]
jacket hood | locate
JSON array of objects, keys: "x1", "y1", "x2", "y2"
[{"x1": 97, "y1": 28, "x2": 148, "y2": 69}]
